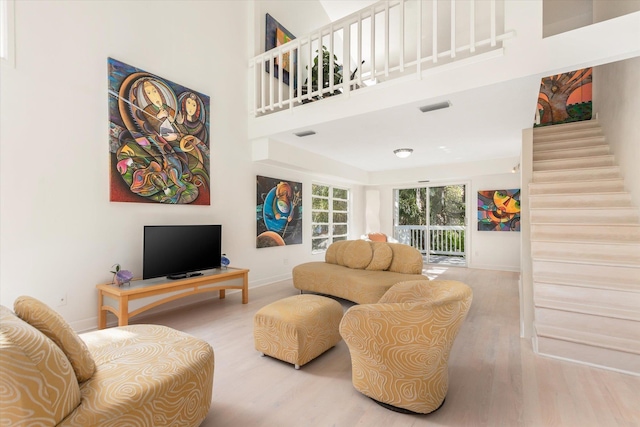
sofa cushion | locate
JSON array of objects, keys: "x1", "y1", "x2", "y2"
[
  {"x1": 366, "y1": 242, "x2": 393, "y2": 271},
  {"x1": 14, "y1": 296, "x2": 96, "y2": 382},
  {"x1": 387, "y1": 243, "x2": 424, "y2": 274},
  {"x1": 325, "y1": 240, "x2": 348, "y2": 265},
  {"x1": 335, "y1": 240, "x2": 351, "y2": 266},
  {"x1": 343, "y1": 240, "x2": 373, "y2": 269},
  {"x1": 368, "y1": 232, "x2": 387, "y2": 242},
  {"x1": 0, "y1": 305, "x2": 81, "y2": 425}
]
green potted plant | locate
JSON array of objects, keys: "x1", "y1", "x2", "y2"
[
  {"x1": 302, "y1": 48, "x2": 364, "y2": 102},
  {"x1": 303, "y1": 46, "x2": 343, "y2": 101}
]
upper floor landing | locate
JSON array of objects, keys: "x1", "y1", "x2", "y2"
[{"x1": 248, "y1": 0, "x2": 640, "y2": 142}]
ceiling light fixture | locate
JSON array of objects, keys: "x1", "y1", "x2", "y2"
[
  {"x1": 512, "y1": 163, "x2": 520, "y2": 173},
  {"x1": 294, "y1": 130, "x2": 316, "y2": 137},
  {"x1": 419, "y1": 101, "x2": 451, "y2": 113},
  {"x1": 394, "y1": 148, "x2": 413, "y2": 158}
]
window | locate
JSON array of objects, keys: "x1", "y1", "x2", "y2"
[
  {"x1": 311, "y1": 183, "x2": 349, "y2": 253},
  {"x1": 0, "y1": 0, "x2": 15, "y2": 67}
]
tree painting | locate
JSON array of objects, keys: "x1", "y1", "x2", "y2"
[{"x1": 536, "y1": 68, "x2": 592, "y2": 127}]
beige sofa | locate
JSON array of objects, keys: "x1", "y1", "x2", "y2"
[
  {"x1": 0, "y1": 297, "x2": 214, "y2": 426},
  {"x1": 293, "y1": 240, "x2": 427, "y2": 304}
]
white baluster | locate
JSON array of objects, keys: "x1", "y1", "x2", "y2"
[
  {"x1": 470, "y1": 0, "x2": 476, "y2": 53},
  {"x1": 384, "y1": 2, "x2": 389, "y2": 77},
  {"x1": 432, "y1": 0, "x2": 437, "y2": 63},
  {"x1": 451, "y1": 0, "x2": 456, "y2": 58}
]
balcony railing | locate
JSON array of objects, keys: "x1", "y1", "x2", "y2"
[
  {"x1": 395, "y1": 225, "x2": 465, "y2": 256},
  {"x1": 250, "y1": 0, "x2": 513, "y2": 116}
]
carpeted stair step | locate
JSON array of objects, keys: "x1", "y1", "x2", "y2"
[
  {"x1": 532, "y1": 259, "x2": 640, "y2": 292},
  {"x1": 530, "y1": 223, "x2": 640, "y2": 243},
  {"x1": 535, "y1": 320, "x2": 640, "y2": 374},
  {"x1": 533, "y1": 145, "x2": 610, "y2": 162},
  {"x1": 528, "y1": 192, "x2": 633, "y2": 209},
  {"x1": 533, "y1": 127, "x2": 604, "y2": 144},
  {"x1": 535, "y1": 310, "x2": 640, "y2": 354},
  {"x1": 529, "y1": 179, "x2": 625, "y2": 195},
  {"x1": 533, "y1": 136, "x2": 607, "y2": 152},
  {"x1": 533, "y1": 119, "x2": 601, "y2": 135},
  {"x1": 531, "y1": 241, "x2": 640, "y2": 266},
  {"x1": 534, "y1": 282, "x2": 640, "y2": 321},
  {"x1": 532, "y1": 166, "x2": 621, "y2": 183},
  {"x1": 533, "y1": 155, "x2": 615, "y2": 171},
  {"x1": 530, "y1": 207, "x2": 639, "y2": 224}
]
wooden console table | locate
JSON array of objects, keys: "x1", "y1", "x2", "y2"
[{"x1": 96, "y1": 267, "x2": 249, "y2": 329}]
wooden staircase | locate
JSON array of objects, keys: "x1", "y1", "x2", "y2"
[{"x1": 529, "y1": 120, "x2": 640, "y2": 375}]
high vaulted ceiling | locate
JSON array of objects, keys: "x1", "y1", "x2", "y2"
[{"x1": 264, "y1": 0, "x2": 538, "y2": 173}]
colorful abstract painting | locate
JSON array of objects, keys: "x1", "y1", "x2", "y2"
[
  {"x1": 265, "y1": 13, "x2": 296, "y2": 86},
  {"x1": 257, "y1": 175, "x2": 302, "y2": 248},
  {"x1": 535, "y1": 68, "x2": 592, "y2": 127},
  {"x1": 108, "y1": 58, "x2": 210, "y2": 204},
  {"x1": 478, "y1": 189, "x2": 521, "y2": 232}
]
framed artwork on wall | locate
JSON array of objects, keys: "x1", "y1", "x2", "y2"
[
  {"x1": 108, "y1": 57, "x2": 211, "y2": 205},
  {"x1": 265, "y1": 13, "x2": 296, "y2": 87},
  {"x1": 535, "y1": 68, "x2": 592, "y2": 127},
  {"x1": 478, "y1": 189, "x2": 521, "y2": 231},
  {"x1": 256, "y1": 175, "x2": 302, "y2": 248}
]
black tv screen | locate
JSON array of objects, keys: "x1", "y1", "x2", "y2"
[{"x1": 143, "y1": 225, "x2": 222, "y2": 280}]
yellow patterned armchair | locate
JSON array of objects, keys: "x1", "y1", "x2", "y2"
[{"x1": 339, "y1": 280, "x2": 472, "y2": 414}]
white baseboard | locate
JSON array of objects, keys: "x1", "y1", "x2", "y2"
[{"x1": 467, "y1": 262, "x2": 521, "y2": 272}]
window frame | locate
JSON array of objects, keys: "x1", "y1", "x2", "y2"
[{"x1": 311, "y1": 183, "x2": 350, "y2": 254}]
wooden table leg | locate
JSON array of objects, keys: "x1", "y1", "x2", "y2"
[
  {"x1": 242, "y1": 271, "x2": 249, "y2": 304},
  {"x1": 219, "y1": 289, "x2": 226, "y2": 299},
  {"x1": 118, "y1": 297, "x2": 129, "y2": 327},
  {"x1": 98, "y1": 291, "x2": 106, "y2": 330}
]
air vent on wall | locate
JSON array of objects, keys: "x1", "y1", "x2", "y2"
[
  {"x1": 419, "y1": 101, "x2": 451, "y2": 113},
  {"x1": 294, "y1": 130, "x2": 316, "y2": 137}
]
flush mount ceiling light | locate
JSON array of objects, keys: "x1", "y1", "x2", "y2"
[
  {"x1": 294, "y1": 130, "x2": 316, "y2": 137},
  {"x1": 419, "y1": 101, "x2": 451, "y2": 113},
  {"x1": 394, "y1": 148, "x2": 413, "y2": 158}
]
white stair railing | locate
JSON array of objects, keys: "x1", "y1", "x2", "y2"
[{"x1": 249, "y1": 0, "x2": 514, "y2": 117}]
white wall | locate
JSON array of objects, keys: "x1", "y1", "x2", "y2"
[
  {"x1": 470, "y1": 172, "x2": 521, "y2": 271},
  {"x1": 593, "y1": 0, "x2": 640, "y2": 23},
  {"x1": 543, "y1": 0, "x2": 593, "y2": 38},
  {"x1": 372, "y1": 157, "x2": 521, "y2": 272},
  {"x1": 0, "y1": 0, "x2": 365, "y2": 330},
  {"x1": 592, "y1": 56, "x2": 640, "y2": 207}
]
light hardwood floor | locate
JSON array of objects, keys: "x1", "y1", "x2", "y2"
[{"x1": 136, "y1": 266, "x2": 640, "y2": 427}]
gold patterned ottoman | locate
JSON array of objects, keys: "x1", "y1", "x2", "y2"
[{"x1": 254, "y1": 294, "x2": 343, "y2": 369}]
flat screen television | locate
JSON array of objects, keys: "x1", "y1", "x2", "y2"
[{"x1": 143, "y1": 225, "x2": 222, "y2": 280}]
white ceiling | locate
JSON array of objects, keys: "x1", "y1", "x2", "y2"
[
  {"x1": 266, "y1": 1, "x2": 540, "y2": 173},
  {"x1": 319, "y1": 0, "x2": 379, "y2": 21},
  {"x1": 270, "y1": 75, "x2": 540, "y2": 172}
]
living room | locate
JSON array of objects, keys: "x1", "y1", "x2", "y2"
[{"x1": 1, "y1": 0, "x2": 639, "y2": 425}]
